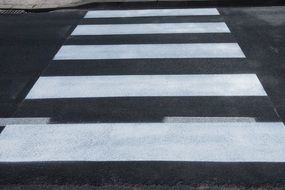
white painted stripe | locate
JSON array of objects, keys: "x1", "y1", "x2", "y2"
[
  {"x1": 72, "y1": 23, "x2": 230, "y2": 36},
  {"x1": 1, "y1": 122, "x2": 285, "y2": 162},
  {"x1": 163, "y1": 117, "x2": 257, "y2": 123},
  {"x1": 54, "y1": 43, "x2": 245, "y2": 60},
  {"x1": 26, "y1": 74, "x2": 267, "y2": 99},
  {"x1": 85, "y1": 8, "x2": 220, "y2": 18},
  {"x1": 0, "y1": 117, "x2": 50, "y2": 125}
]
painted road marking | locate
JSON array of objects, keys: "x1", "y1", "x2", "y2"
[
  {"x1": 72, "y1": 23, "x2": 230, "y2": 35},
  {"x1": 54, "y1": 43, "x2": 245, "y2": 60},
  {"x1": 85, "y1": 8, "x2": 220, "y2": 18},
  {"x1": 1, "y1": 122, "x2": 284, "y2": 162},
  {"x1": 0, "y1": 117, "x2": 50, "y2": 125},
  {"x1": 163, "y1": 117, "x2": 257, "y2": 123},
  {"x1": 25, "y1": 74, "x2": 266, "y2": 99}
]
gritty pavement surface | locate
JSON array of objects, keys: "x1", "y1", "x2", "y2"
[
  {"x1": 0, "y1": 3, "x2": 285, "y2": 189},
  {"x1": 0, "y1": 185, "x2": 284, "y2": 190},
  {"x1": 0, "y1": 0, "x2": 107, "y2": 9},
  {"x1": 1, "y1": 0, "x2": 284, "y2": 9}
]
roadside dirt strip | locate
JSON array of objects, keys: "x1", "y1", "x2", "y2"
[
  {"x1": 1, "y1": 0, "x2": 155, "y2": 9},
  {"x1": 0, "y1": 0, "x2": 97, "y2": 9}
]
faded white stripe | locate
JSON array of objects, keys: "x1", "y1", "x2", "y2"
[
  {"x1": 0, "y1": 117, "x2": 50, "y2": 125},
  {"x1": 54, "y1": 43, "x2": 245, "y2": 60},
  {"x1": 1, "y1": 122, "x2": 285, "y2": 162},
  {"x1": 163, "y1": 117, "x2": 257, "y2": 123},
  {"x1": 85, "y1": 8, "x2": 220, "y2": 18},
  {"x1": 72, "y1": 23, "x2": 230, "y2": 35},
  {"x1": 26, "y1": 74, "x2": 267, "y2": 99}
]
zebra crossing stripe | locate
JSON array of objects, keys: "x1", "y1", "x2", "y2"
[
  {"x1": 163, "y1": 117, "x2": 257, "y2": 123},
  {"x1": 85, "y1": 8, "x2": 220, "y2": 18},
  {"x1": 54, "y1": 43, "x2": 245, "y2": 60},
  {"x1": 0, "y1": 117, "x2": 50, "y2": 125},
  {"x1": 25, "y1": 74, "x2": 266, "y2": 99},
  {"x1": 1, "y1": 122, "x2": 284, "y2": 162},
  {"x1": 72, "y1": 23, "x2": 230, "y2": 36}
]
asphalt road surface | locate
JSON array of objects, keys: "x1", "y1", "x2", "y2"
[{"x1": 0, "y1": 3, "x2": 285, "y2": 189}]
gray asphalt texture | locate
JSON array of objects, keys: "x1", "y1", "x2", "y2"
[{"x1": 0, "y1": 184, "x2": 284, "y2": 190}]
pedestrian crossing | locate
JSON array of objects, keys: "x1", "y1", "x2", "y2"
[
  {"x1": 26, "y1": 74, "x2": 266, "y2": 99},
  {"x1": 1, "y1": 122, "x2": 285, "y2": 162},
  {"x1": 84, "y1": 8, "x2": 220, "y2": 18},
  {"x1": 71, "y1": 22, "x2": 230, "y2": 35},
  {"x1": 0, "y1": 8, "x2": 284, "y2": 162},
  {"x1": 55, "y1": 43, "x2": 245, "y2": 60}
]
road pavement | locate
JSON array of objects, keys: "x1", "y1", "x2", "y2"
[
  {"x1": 1, "y1": 0, "x2": 285, "y2": 9},
  {"x1": 0, "y1": 4, "x2": 285, "y2": 188}
]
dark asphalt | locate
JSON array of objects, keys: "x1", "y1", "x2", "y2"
[
  {"x1": 0, "y1": 3, "x2": 285, "y2": 188},
  {"x1": 0, "y1": 10, "x2": 85, "y2": 118},
  {"x1": 220, "y1": 6, "x2": 285, "y2": 123}
]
